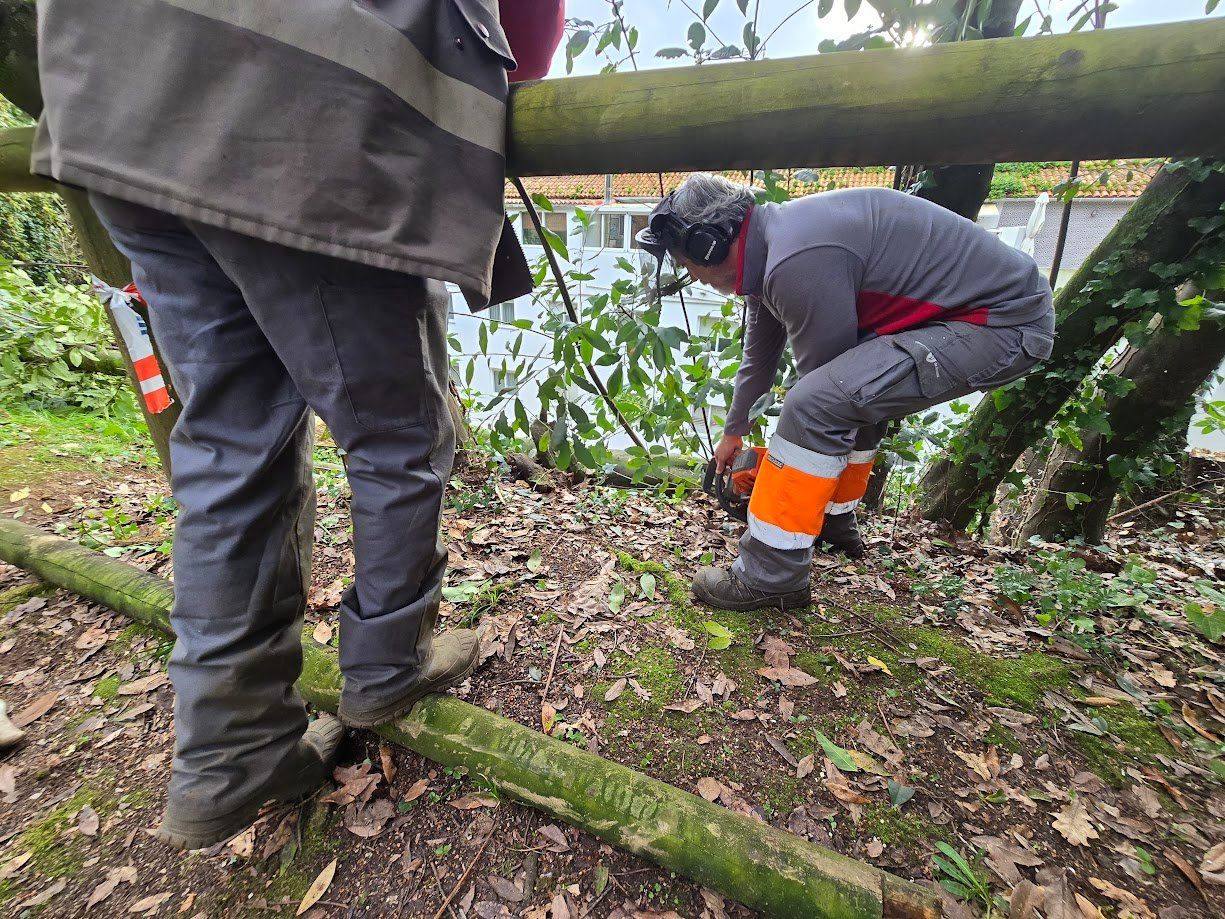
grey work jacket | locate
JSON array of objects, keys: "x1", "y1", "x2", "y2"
[{"x1": 31, "y1": 0, "x2": 531, "y2": 309}]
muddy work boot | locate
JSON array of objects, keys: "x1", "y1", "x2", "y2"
[
  {"x1": 157, "y1": 713, "x2": 345, "y2": 851},
  {"x1": 337, "y1": 629, "x2": 481, "y2": 729},
  {"x1": 691, "y1": 566, "x2": 811, "y2": 612},
  {"x1": 816, "y1": 511, "x2": 866, "y2": 559}
]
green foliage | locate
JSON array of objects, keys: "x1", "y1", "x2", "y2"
[
  {"x1": 994, "y1": 551, "x2": 1158, "y2": 638},
  {"x1": 932, "y1": 842, "x2": 1003, "y2": 914},
  {"x1": 1185, "y1": 580, "x2": 1225, "y2": 643},
  {"x1": 0, "y1": 260, "x2": 134, "y2": 412},
  {"x1": 0, "y1": 97, "x2": 76, "y2": 280}
]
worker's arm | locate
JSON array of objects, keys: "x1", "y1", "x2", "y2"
[
  {"x1": 723, "y1": 297, "x2": 787, "y2": 437},
  {"x1": 500, "y1": 0, "x2": 566, "y2": 82}
]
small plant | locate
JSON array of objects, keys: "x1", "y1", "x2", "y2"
[
  {"x1": 702, "y1": 620, "x2": 734, "y2": 650},
  {"x1": 932, "y1": 842, "x2": 1003, "y2": 915},
  {"x1": 442, "y1": 578, "x2": 513, "y2": 627},
  {"x1": 1185, "y1": 581, "x2": 1225, "y2": 643}
]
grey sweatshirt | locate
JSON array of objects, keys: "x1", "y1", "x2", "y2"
[{"x1": 724, "y1": 188, "x2": 1053, "y2": 436}]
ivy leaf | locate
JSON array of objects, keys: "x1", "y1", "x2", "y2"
[
  {"x1": 609, "y1": 580, "x2": 626, "y2": 613},
  {"x1": 736, "y1": 0, "x2": 749, "y2": 13},
  {"x1": 818, "y1": 0, "x2": 834, "y2": 17},
  {"x1": 845, "y1": 0, "x2": 863, "y2": 18},
  {"x1": 702, "y1": 0, "x2": 719, "y2": 20},
  {"x1": 655, "y1": 47, "x2": 689, "y2": 59},
  {"x1": 888, "y1": 779, "x2": 915, "y2": 808}
]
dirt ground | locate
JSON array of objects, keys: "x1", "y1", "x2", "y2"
[{"x1": 0, "y1": 425, "x2": 1223, "y2": 918}]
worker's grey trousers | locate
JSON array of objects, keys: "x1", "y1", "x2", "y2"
[
  {"x1": 91, "y1": 194, "x2": 455, "y2": 811},
  {"x1": 734, "y1": 316, "x2": 1055, "y2": 592}
]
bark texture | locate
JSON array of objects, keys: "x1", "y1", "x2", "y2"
[
  {"x1": 919, "y1": 162, "x2": 1225, "y2": 528},
  {"x1": 0, "y1": 518, "x2": 939, "y2": 919},
  {"x1": 1017, "y1": 315, "x2": 1225, "y2": 543}
]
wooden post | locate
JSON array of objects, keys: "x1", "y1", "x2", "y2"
[{"x1": 0, "y1": 518, "x2": 940, "y2": 919}]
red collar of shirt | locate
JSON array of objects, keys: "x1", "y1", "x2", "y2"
[{"x1": 734, "y1": 206, "x2": 754, "y2": 296}]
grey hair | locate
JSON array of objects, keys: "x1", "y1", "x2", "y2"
[{"x1": 670, "y1": 173, "x2": 756, "y2": 230}]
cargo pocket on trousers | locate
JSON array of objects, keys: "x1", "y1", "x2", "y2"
[
  {"x1": 892, "y1": 339, "x2": 948, "y2": 400},
  {"x1": 318, "y1": 284, "x2": 427, "y2": 433},
  {"x1": 969, "y1": 328, "x2": 1055, "y2": 390}
]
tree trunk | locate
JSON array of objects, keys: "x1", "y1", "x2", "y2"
[
  {"x1": 918, "y1": 160, "x2": 1225, "y2": 528},
  {"x1": 0, "y1": 1, "x2": 39, "y2": 119},
  {"x1": 1017, "y1": 313, "x2": 1225, "y2": 544},
  {"x1": 508, "y1": 19, "x2": 1225, "y2": 175},
  {"x1": 0, "y1": 518, "x2": 939, "y2": 919}
]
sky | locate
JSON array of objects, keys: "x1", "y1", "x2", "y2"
[{"x1": 547, "y1": 0, "x2": 1222, "y2": 77}]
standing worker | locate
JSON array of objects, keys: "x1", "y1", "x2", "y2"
[
  {"x1": 31, "y1": 0, "x2": 564, "y2": 850},
  {"x1": 636, "y1": 174, "x2": 1055, "y2": 611}
]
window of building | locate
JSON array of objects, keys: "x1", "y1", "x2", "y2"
[
  {"x1": 582, "y1": 214, "x2": 627, "y2": 250},
  {"x1": 629, "y1": 214, "x2": 649, "y2": 249},
  {"x1": 492, "y1": 367, "x2": 520, "y2": 391},
  {"x1": 522, "y1": 209, "x2": 567, "y2": 247},
  {"x1": 487, "y1": 300, "x2": 516, "y2": 324}
]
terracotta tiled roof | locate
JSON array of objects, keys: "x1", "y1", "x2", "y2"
[{"x1": 507, "y1": 161, "x2": 1156, "y2": 205}]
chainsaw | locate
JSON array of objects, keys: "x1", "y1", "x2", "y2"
[{"x1": 701, "y1": 446, "x2": 766, "y2": 523}]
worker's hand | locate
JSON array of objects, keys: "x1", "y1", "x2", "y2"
[{"x1": 714, "y1": 434, "x2": 744, "y2": 474}]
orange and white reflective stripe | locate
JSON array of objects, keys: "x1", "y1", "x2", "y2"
[
  {"x1": 746, "y1": 435, "x2": 845, "y2": 550},
  {"x1": 91, "y1": 278, "x2": 173, "y2": 415},
  {"x1": 826, "y1": 448, "x2": 877, "y2": 514}
]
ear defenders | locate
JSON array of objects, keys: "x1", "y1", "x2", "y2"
[{"x1": 635, "y1": 193, "x2": 741, "y2": 267}]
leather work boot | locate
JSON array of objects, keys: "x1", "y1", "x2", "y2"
[
  {"x1": 337, "y1": 629, "x2": 481, "y2": 729},
  {"x1": 816, "y1": 511, "x2": 866, "y2": 559},
  {"x1": 156, "y1": 713, "x2": 345, "y2": 851},
  {"x1": 691, "y1": 566, "x2": 811, "y2": 612}
]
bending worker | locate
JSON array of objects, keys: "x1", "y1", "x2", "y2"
[
  {"x1": 636, "y1": 174, "x2": 1055, "y2": 612},
  {"x1": 33, "y1": 0, "x2": 563, "y2": 850}
]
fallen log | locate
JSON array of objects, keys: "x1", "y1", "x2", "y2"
[{"x1": 0, "y1": 518, "x2": 938, "y2": 919}]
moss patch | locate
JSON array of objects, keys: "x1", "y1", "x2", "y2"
[
  {"x1": 859, "y1": 802, "x2": 943, "y2": 850},
  {"x1": 259, "y1": 802, "x2": 341, "y2": 915},
  {"x1": 0, "y1": 780, "x2": 116, "y2": 887},
  {"x1": 983, "y1": 722, "x2": 1021, "y2": 754},
  {"x1": 0, "y1": 582, "x2": 49, "y2": 615},
  {"x1": 92, "y1": 674, "x2": 120, "y2": 700},
  {"x1": 1070, "y1": 701, "x2": 1179, "y2": 787},
  {"x1": 596, "y1": 645, "x2": 685, "y2": 725}
]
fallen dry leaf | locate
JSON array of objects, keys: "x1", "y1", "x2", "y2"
[
  {"x1": 1052, "y1": 798, "x2": 1100, "y2": 847},
  {"x1": 696, "y1": 777, "x2": 722, "y2": 802},
  {"x1": 86, "y1": 866, "x2": 137, "y2": 909},
  {"x1": 1162, "y1": 847, "x2": 1207, "y2": 899},
  {"x1": 117, "y1": 673, "x2": 169, "y2": 696},
  {"x1": 379, "y1": 743, "x2": 396, "y2": 784},
  {"x1": 537, "y1": 824, "x2": 570, "y2": 852},
  {"x1": 403, "y1": 777, "x2": 429, "y2": 802},
  {"x1": 297, "y1": 858, "x2": 337, "y2": 916},
  {"x1": 755, "y1": 666, "x2": 818, "y2": 687},
  {"x1": 11, "y1": 692, "x2": 58, "y2": 728},
  {"x1": 129, "y1": 891, "x2": 171, "y2": 914},
  {"x1": 1202, "y1": 841, "x2": 1225, "y2": 885},
  {"x1": 541, "y1": 701, "x2": 557, "y2": 733},
  {"x1": 227, "y1": 825, "x2": 256, "y2": 858},
  {"x1": 796, "y1": 754, "x2": 815, "y2": 779},
  {"x1": 1088, "y1": 877, "x2": 1155, "y2": 919},
  {"x1": 865, "y1": 655, "x2": 893, "y2": 676},
  {"x1": 486, "y1": 876, "x2": 524, "y2": 902},
  {"x1": 604, "y1": 678, "x2": 626, "y2": 702},
  {"x1": 1181, "y1": 702, "x2": 1220, "y2": 742},
  {"x1": 17, "y1": 878, "x2": 66, "y2": 910},
  {"x1": 448, "y1": 794, "x2": 499, "y2": 810},
  {"x1": 663, "y1": 698, "x2": 701, "y2": 714},
  {"x1": 76, "y1": 805, "x2": 99, "y2": 836},
  {"x1": 312, "y1": 620, "x2": 333, "y2": 644}
]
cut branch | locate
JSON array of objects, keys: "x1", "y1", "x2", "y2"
[{"x1": 0, "y1": 518, "x2": 938, "y2": 919}]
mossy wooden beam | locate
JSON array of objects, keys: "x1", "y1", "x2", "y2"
[
  {"x1": 0, "y1": 125, "x2": 54, "y2": 193},
  {"x1": 0, "y1": 518, "x2": 938, "y2": 919},
  {"x1": 509, "y1": 19, "x2": 1225, "y2": 174}
]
